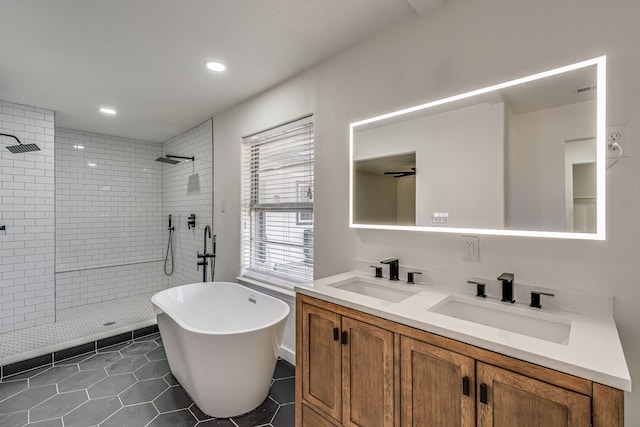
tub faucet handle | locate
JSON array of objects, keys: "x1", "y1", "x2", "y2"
[{"x1": 197, "y1": 252, "x2": 207, "y2": 271}]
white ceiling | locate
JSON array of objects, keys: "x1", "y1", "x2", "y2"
[{"x1": 0, "y1": 0, "x2": 424, "y2": 142}]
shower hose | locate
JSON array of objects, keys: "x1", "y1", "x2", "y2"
[{"x1": 164, "y1": 228, "x2": 174, "y2": 276}]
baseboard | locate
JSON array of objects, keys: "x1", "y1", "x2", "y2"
[{"x1": 279, "y1": 345, "x2": 295, "y2": 366}]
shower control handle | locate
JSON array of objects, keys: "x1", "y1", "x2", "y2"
[{"x1": 197, "y1": 252, "x2": 207, "y2": 271}]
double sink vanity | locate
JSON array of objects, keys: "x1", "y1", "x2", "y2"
[
  {"x1": 294, "y1": 267, "x2": 630, "y2": 426},
  {"x1": 294, "y1": 55, "x2": 629, "y2": 426}
]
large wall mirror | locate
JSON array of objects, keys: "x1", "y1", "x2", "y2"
[{"x1": 350, "y1": 56, "x2": 606, "y2": 239}]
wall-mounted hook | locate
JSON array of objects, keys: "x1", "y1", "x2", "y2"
[
  {"x1": 187, "y1": 214, "x2": 196, "y2": 229},
  {"x1": 0, "y1": 225, "x2": 5, "y2": 235}
]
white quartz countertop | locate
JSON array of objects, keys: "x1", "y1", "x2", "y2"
[{"x1": 295, "y1": 271, "x2": 631, "y2": 392}]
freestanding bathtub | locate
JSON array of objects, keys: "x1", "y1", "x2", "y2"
[{"x1": 151, "y1": 282, "x2": 290, "y2": 417}]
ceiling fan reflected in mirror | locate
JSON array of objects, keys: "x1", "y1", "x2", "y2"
[{"x1": 384, "y1": 167, "x2": 416, "y2": 178}]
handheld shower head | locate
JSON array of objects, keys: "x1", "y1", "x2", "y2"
[{"x1": 1, "y1": 133, "x2": 40, "y2": 153}]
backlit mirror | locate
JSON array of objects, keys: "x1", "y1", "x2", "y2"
[{"x1": 350, "y1": 56, "x2": 606, "y2": 239}]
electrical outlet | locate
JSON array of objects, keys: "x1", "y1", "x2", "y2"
[
  {"x1": 462, "y1": 236, "x2": 479, "y2": 261},
  {"x1": 607, "y1": 124, "x2": 629, "y2": 159}
]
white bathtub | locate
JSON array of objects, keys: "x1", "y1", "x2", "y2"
[{"x1": 151, "y1": 282, "x2": 290, "y2": 417}]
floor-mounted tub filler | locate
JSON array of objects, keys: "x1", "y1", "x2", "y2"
[{"x1": 151, "y1": 282, "x2": 290, "y2": 417}]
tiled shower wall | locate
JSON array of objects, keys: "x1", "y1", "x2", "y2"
[
  {"x1": 162, "y1": 119, "x2": 213, "y2": 286},
  {"x1": 0, "y1": 101, "x2": 56, "y2": 333},
  {"x1": 55, "y1": 129, "x2": 166, "y2": 309}
]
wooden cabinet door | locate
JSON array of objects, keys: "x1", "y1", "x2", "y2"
[
  {"x1": 477, "y1": 363, "x2": 591, "y2": 427},
  {"x1": 302, "y1": 403, "x2": 341, "y2": 427},
  {"x1": 400, "y1": 336, "x2": 475, "y2": 427},
  {"x1": 302, "y1": 303, "x2": 342, "y2": 422},
  {"x1": 341, "y1": 317, "x2": 395, "y2": 427}
]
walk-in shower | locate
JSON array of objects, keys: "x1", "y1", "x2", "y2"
[
  {"x1": 155, "y1": 154, "x2": 195, "y2": 164},
  {"x1": 0, "y1": 115, "x2": 213, "y2": 380},
  {"x1": 0, "y1": 133, "x2": 41, "y2": 153}
]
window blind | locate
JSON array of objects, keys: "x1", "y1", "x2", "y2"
[{"x1": 241, "y1": 116, "x2": 314, "y2": 288}]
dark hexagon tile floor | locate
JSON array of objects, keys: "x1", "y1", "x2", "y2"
[{"x1": 0, "y1": 333, "x2": 295, "y2": 426}]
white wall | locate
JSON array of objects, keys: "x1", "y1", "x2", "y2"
[
  {"x1": 212, "y1": 0, "x2": 640, "y2": 423},
  {"x1": 162, "y1": 119, "x2": 213, "y2": 286},
  {"x1": 0, "y1": 101, "x2": 55, "y2": 333}
]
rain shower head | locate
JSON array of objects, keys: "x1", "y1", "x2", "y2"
[
  {"x1": 155, "y1": 155, "x2": 194, "y2": 165},
  {"x1": 1, "y1": 133, "x2": 41, "y2": 153},
  {"x1": 156, "y1": 156, "x2": 181, "y2": 165}
]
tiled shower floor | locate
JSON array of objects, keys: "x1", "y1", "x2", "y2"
[
  {"x1": 0, "y1": 333, "x2": 295, "y2": 426},
  {"x1": 0, "y1": 293, "x2": 157, "y2": 365}
]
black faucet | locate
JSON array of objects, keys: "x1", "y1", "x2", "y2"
[
  {"x1": 498, "y1": 272, "x2": 515, "y2": 303},
  {"x1": 198, "y1": 225, "x2": 215, "y2": 282},
  {"x1": 380, "y1": 259, "x2": 399, "y2": 281}
]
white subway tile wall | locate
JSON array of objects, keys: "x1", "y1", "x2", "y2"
[
  {"x1": 55, "y1": 128, "x2": 164, "y2": 270},
  {"x1": 0, "y1": 101, "x2": 56, "y2": 333},
  {"x1": 54, "y1": 128, "x2": 167, "y2": 309},
  {"x1": 162, "y1": 119, "x2": 213, "y2": 286}
]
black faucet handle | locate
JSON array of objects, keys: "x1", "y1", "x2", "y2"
[
  {"x1": 530, "y1": 291, "x2": 555, "y2": 309},
  {"x1": 407, "y1": 272, "x2": 422, "y2": 284},
  {"x1": 467, "y1": 280, "x2": 486, "y2": 298},
  {"x1": 370, "y1": 265, "x2": 383, "y2": 278}
]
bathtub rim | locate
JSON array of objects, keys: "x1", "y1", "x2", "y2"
[{"x1": 151, "y1": 281, "x2": 290, "y2": 336}]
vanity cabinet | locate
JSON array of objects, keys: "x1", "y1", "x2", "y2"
[
  {"x1": 296, "y1": 294, "x2": 624, "y2": 427},
  {"x1": 300, "y1": 302, "x2": 395, "y2": 426}
]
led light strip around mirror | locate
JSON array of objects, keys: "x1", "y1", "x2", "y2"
[{"x1": 349, "y1": 56, "x2": 607, "y2": 240}]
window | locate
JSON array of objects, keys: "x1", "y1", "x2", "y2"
[{"x1": 241, "y1": 116, "x2": 314, "y2": 288}]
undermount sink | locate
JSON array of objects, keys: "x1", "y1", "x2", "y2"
[
  {"x1": 331, "y1": 280, "x2": 419, "y2": 303},
  {"x1": 429, "y1": 296, "x2": 571, "y2": 345}
]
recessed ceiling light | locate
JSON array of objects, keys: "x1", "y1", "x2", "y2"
[
  {"x1": 205, "y1": 61, "x2": 226, "y2": 72},
  {"x1": 99, "y1": 107, "x2": 117, "y2": 115}
]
